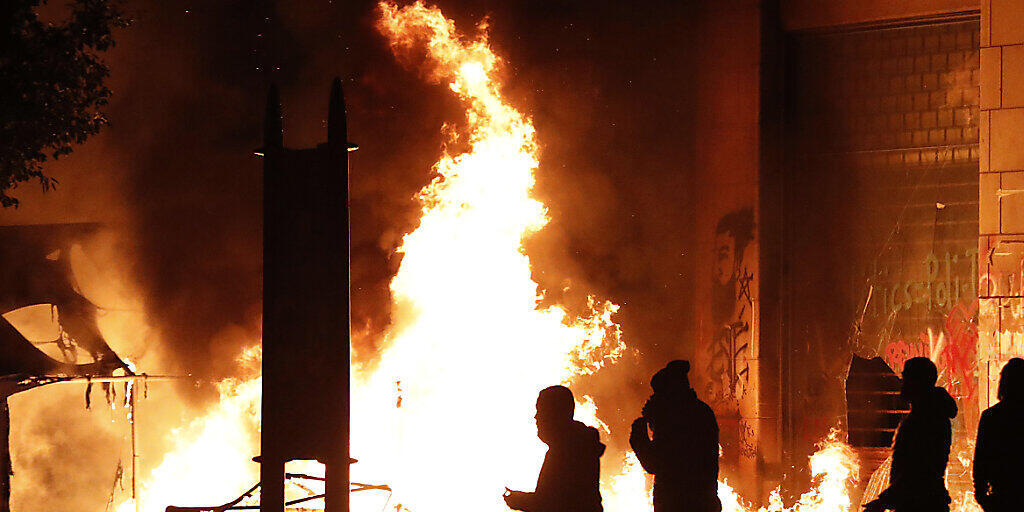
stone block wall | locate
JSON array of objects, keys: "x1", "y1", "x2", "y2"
[{"x1": 978, "y1": 0, "x2": 1024, "y2": 409}]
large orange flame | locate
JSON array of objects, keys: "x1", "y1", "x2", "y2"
[
  {"x1": 114, "y1": 349, "x2": 264, "y2": 512},
  {"x1": 352, "y1": 3, "x2": 623, "y2": 512},
  {"x1": 719, "y1": 431, "x2": 860, "y2": 512},
  {"x1": 111, "y1": 4, "x2": 873, "y2": 512}
]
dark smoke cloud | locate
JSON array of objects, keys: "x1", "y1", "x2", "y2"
[
  {"x1": 4, "y1": 0, "x2": 704, "y2": 388},
  {"x1": 116, "y1": 0, "x2": 462, "y2": 383},
  {"x1": 8, "y1": 387, "x2": 124, "y2": 512},
  {"x1": 473, "y1": 0, "x2": 704, "y2": 460},
  {"x1": 4, "y1": 1, "x2": 708, "y2": 506}
]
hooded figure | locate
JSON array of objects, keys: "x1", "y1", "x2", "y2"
[
  {"x1": 864, "y1": 357, "x2": 957, "y2": 512},
  {"x1": 630, "y1": 360, "x2": 721, "y2": 512},
  {"x1": 504, "y1": 385, "x2": 605, "y2": 512},
  {"x1": 973, "y1": 357, "x2": 1024, "y2": 512}
]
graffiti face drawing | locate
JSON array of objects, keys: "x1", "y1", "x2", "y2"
[
  {"x1": 706, "y1": 209, "x2": 755, "y2": 405},
  {"x1": 714, "y1": 232, "x2": 736, "y2": 287}
]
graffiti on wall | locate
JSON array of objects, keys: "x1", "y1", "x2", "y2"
[
  {"x1": 869, "y1": 249, "x2": 978, "y2": 318},
  {"x1": 705, "y1": 209, "x2": 755, "y2": 404},
  {"x1": 977, "y1": 237, "x2": 1024, "y2": 407},
  {"x1": 882, "y1": 301, "x2": 979, "y2": 401}
]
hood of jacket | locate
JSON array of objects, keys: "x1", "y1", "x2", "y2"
[
  {"x1": 549, "y1": 420, "x2": 606, "y2": 457},
  {"x1": 916, "y1": 386, "x2": 958, "y2": 418}
]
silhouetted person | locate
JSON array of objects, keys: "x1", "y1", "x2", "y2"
[
  {"x1": 504, "y1": 385, "x2": 605, "y2": 512},
  {"x1": 863, "y1": 357, "x2": 957, "y2": 512},
  {"x1": 973, "y1": 357, "x2": 1024, "y2": 512},
  {"x1": 630, "y1": 360, "x2": 721, "y2": 512}
]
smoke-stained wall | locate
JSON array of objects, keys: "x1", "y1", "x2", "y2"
[
  {"x1": 688, "y1": 0, "x2": 987, "y2": 504},
  {"x1": 782, "y1": 19, "x2": 981, "y2": 502},
  {"x1": 781, "y1": 0, "x2": 978, "y2": 31},
  {"x1": 687, "y1": 0, "x2": 768, "y2": 500}
]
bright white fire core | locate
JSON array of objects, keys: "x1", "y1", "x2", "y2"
[
  {"x1": 353, "y1": 2, "x2": 625, "y2": 512},
  {"x1": 112, "y1": 2, "x2": 869, "y2": 512}
]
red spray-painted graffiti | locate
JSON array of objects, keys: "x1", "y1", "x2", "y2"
[
  {"x1": 883, "y1": 301, "x2": 978, "y2": 400},
  {"x1": 941, "y1": 301, "x2": 978, "y2": 400}
]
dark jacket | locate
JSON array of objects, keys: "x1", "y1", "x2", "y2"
[
  {"x1": 528, "y1": 420, "x2": 605, "y2": 512},
  {"x1": 877, "y1": 386, "x2": 957, "y2": 511},
  {"x1": 973, "y1": 399, "x2": 1024, "y2": 511},
  {"x1": 630, "y1": 389, "x2": 721, "y2": 512}
]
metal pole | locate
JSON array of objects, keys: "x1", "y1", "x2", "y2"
[
  {"x1": 0, "y1": 397, "x2": 9, "y2": 512},
  {"x1": 131, "y1": 380, "x2": 138, "y2": 512},
  {"x1": 326, "y1": 75, "x2": 352, "y2": 512},
  {"x1": 48, "y1": 375, "x2": 188, "y2": 385},
  {"x1": 260, "y1": 83, "x2": 286, "y2": 512},
  {"x1": 259, "y1": 457, "x2": 284, "y2": 512}
]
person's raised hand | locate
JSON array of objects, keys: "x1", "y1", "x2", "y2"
[
  {"x1": 503, "y1": 488, "x2": 530, "y2": 511},
  {"x1": 641, "y1": 398, "x2": 653, "y2": 419},
  {"x1": 630, "y1": 418, "x2": 649, "y2": 442}
]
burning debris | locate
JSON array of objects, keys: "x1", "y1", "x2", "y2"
[
  {"x1": 718, "y1": 431, "x2": 860, "y2": 512},
  {"x1": 0, "y1": 224, "x2": 130, "y2": 377},
  {"x1": 0, "y1": 223, "x2": 139, "y2": 512}
]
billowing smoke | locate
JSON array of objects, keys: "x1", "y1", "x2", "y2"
[{"x1": 3, "y1": 1, "x2": 707, "y2": 510}]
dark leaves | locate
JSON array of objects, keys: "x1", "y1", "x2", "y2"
[{"x1": 0, "y1": 0, "x2": 129, "y2": 207}]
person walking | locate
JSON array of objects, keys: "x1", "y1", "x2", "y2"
[{"x1": 863, "y1": 357, "x2": 957, "y2": 512}]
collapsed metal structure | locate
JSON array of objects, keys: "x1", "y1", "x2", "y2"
[{"x1": 0, "y1": 223, "x2": 133, "y2": 512}]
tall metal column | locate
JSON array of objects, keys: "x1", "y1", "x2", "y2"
[
  {"x1": 1, "y1": 397, "x2": 10, "y2": 512},
  {"x1": 260, "y1": 78, "x2": 352, "y2": 512},
  {"x1": 323, "y1": 77, "x2": 351, "y2": 512}
]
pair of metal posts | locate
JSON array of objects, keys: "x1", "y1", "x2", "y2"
[{"x1": 259, "y1": 78, "x2": 353, "y2": 512}]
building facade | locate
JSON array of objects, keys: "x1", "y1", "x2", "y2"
[{"x1": 685, "y1": 0, "x2": 1024, "y2": 501}]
